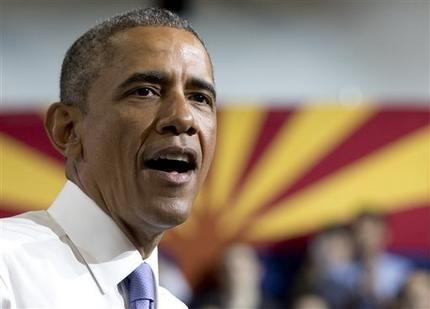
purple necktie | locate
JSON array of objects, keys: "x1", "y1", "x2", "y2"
[{"x1": 124, "y1": 262, "x2": 156, "y2": 309}]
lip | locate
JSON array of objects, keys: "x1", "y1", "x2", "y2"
[
  {"x1": 141, "y1": 145, "x2": 199, "y2": 186},
  {"x1": 143, "y1": 169, "x2": 194, "y2": 185},
  {"x1": 142, "y1": 145, "x2": 198, "y2": 168}
]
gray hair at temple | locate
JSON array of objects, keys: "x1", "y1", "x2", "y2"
[{"x1": 60, "y1": 7, "x2": 208, "y2": 112}]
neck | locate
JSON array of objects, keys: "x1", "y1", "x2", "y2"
[
  {"x1": 67, "y1": 167, "x2": 163, "y2": 259},
  {"x1": 114, "y1": 214, "x2": 164, "y2": 258}
]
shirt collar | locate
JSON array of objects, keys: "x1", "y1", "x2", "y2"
[{"x1": 47, "y1": 180, "x2": 159, "y2": 294}]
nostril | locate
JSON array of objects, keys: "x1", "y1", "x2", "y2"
[
  {"x1": 186, "y1": 127, "x2": 197, "y2": 135},
  {"x1": 160, "y1": 125, "x2": 197, "y2": 136},
  {"x1": 161, "y1": 125, "x2": 179, "y2": 135}
]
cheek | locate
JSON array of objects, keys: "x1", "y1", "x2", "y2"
[
  {"x1": 199, "y1": 115, "x2": 217, "y2": 172},
  {"x1": 90, "y1": 107, "x2": 154, "y2": 143},
  {"x1": 82, "y1": 112, "x2": 134, "y2": 162},
  {"x1": 89, "y1": 114, "x2": 121, "y2": 143}
]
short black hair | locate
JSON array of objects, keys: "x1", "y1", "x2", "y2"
[
  {"x1": 354, "y1": 211, "x2": 385, "y2": 225},
  {"x1": 60, "y1": 7, "x2": 207, "y2": 111}
]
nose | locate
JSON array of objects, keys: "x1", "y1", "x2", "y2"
[{"x1": 155, "y1": 93, "x2": 198, "y2": 136}]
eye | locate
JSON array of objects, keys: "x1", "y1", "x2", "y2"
[
  {"x1": 188, "y1": 93, "x2": 211, "y2": 106},
  {"x1": 129, "y1": 87, "x2": 158, "y2": 97}
]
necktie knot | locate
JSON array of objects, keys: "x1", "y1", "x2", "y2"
[{"x1": 124, "y1": 262, "x2": 155, "y2": 309}]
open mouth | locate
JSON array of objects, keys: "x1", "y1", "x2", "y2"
[{"x1": 143, "y1": 148, "x2": 197, "y2": 174}]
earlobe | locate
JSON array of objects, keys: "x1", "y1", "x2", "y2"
[{"x1": 44, "y1": 102, "x2": 83, "y2": 159}]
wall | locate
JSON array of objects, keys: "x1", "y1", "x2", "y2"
[{"x1": 0, "y1": 0, "x2": 428, "y2": 108}]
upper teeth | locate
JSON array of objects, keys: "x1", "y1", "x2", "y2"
[{"x1": 157, "y1": 153, "x2": 189, "y2": 162}]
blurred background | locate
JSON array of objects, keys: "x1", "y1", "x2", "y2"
[{"x1": 0, "y1": 1, "x2": 429, "y2": 308}]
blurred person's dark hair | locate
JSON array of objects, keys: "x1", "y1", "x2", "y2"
[
  {"x1": 353, "y1": 211, "x2": 385, "y2": 225},
  {"x1": 60, "y1": 7, "x2": 207, "y2": 112}
]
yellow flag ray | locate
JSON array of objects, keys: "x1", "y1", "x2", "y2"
[
  {"x1": 208, "y1": 105, "x2": 265, "y2": 212},
  {"x1": 219, "y1": 105, "x2": 374, "y2": 237},
  {"x1": 0, "y1": 133, "x2": 65, "y2": 211},
  {"x1": 245, "y1": 126, "x2": 430, "y2": 242}
]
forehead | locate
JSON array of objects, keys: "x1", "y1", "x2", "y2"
[{"x1": 106, "y1": 26, "x2": 213, "y2": 81}]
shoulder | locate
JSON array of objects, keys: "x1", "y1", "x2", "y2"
[
  {"x1": 382, "y1": 252, "x2": 411, "y2": 267},
  {"x1": 381, "y1": 253, "x2": 411, "y2": 269},
  {"x1": 0, "y1": 211, "x2": 58, "y2": 251},
  {"x1": 376, "y1": 252, "x2": 412, "y2": 283},
  {"x1": 0, "y1": 211, "x2": 71, "y2": 303},
  {"x1": 0, "y1": 211, "x2": 60, "y2": 296}
]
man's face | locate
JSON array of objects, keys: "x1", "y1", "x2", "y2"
[
  {"x1": 354, "y1": 218, "x2": 386, "y2": 256},
  {"x1": 77, "y1": 26, "x2": 216, "y2": 232}
]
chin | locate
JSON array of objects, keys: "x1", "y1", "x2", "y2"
[{"x1": 145, "y1": 198, "x2": 193, "y2": 229}]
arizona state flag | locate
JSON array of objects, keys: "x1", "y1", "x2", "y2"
[{"x1": 1, "y1": 103, "x2": 429, "y2": 285}]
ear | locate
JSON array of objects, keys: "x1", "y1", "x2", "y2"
[{"x1": 44, "y1": 102, "x2": 83, "y2": 159}]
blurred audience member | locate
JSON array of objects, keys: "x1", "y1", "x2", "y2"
[
  {"x1": 221, "y1": 244, "x2": 262, "y2": 309},
  {"x1": 259, "y1": 242, "x2": 307, "y2": 308},
  {"x1": 299, "y1": 227, "x2": 358, "y2": 308},
  {"x1": 352, "y1": 212, "x2": 412, "y2": 308},
  {"x1": 292, "y1": 293, "x2": 329, "y2": 309},
  {"x1": 395, "y1": 270, "x2": 430, "y2": 309},
  {"x1": 294, "y1": 211, "x2": 413, "y2": 309},
  {"x1": 159, "y1": 252, "x2": 193, "y2": 305},
  {"x1": 190, "y1": 243, "x2": 262, "y2": 309}
]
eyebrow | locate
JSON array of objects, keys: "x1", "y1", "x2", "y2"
[
  {"x1": 118, "y1": 71, "x2": 217, "y2": 99},
  {"x1": 187, "y1": 77, "x2": 217, "y2": 100},
  {"x1": 118, "y1": 71, "x2": 168, "y2": 89}
]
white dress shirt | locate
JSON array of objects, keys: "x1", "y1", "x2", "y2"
[{"x1": 0, "y1": 181, "x2": 187, "y2": 309}]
